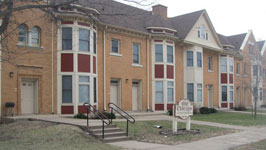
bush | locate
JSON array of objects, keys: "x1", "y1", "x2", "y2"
[
  {"x1": 74, "y1": 113, "x2": 87, "y2": 119},
  {"x1": 102, "y1": 112, "x2": 116, "y2": 119},
  {"x1": 209, "y1": 108, "x2": 217, "y2": 113},
  {"x1": 234, "y1": 105, "x2": 247, "y2": 111},
  {"x1": 193, "y1": 104, "x2": 199, "y2": 114},
  {"x1": 168, "y1": 109, "x2": 173, "y2": 116},
  {"x1": 261, "y1": 105, "x2": 266, "y2": 108},
  {"x1": 199, "y1": 107, "x2": 210, "y2": 114}
]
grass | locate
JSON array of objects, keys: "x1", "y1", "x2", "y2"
[
  {"x1": 0, "y1": 120, "x2": 121, "y2": 150},
  {"x1": 230, "y1": 139, "x2": 266, "y2": 150},
  {"x1": 114, "y1": 120, "x2": 236, "y2": 145},
  {"x1": 192, "y1": 112, "x2": 266, "y2": 127},
  {"x1": 247, "y1": 109, "x2": 266, "y2": 113}
]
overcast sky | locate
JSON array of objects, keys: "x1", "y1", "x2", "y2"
[{"x1": 117, "y1": 0, "x2": 266, "y2": 41}]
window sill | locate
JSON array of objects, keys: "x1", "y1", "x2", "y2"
[
  {"x1": 17, "y1": 43, "x2": 43, "y2": 50},
  {"x1": 110, "y1": 53, "x2": 122, "y2": 57},
  {"x1": 61, "y1": 103, "x2": 73, "y2": 106},
  {"x1": 132, "y1": 64, "x2": 143, "y2": 67},
  {"x1": 208, "y1": 70, "x2": 214, "y2": 72}
]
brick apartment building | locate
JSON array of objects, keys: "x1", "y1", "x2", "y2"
[{"x1": 0, "y1": 0, "x2": 265, "y2": 116}]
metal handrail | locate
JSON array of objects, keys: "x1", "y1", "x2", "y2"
[
  {"x1": 83, "y1": 102, "x2": 111, "y2": 139},
  {"x1": 108, "y1": 103, "x2": 135, "y2": 136}
]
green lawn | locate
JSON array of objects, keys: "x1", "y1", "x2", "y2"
[
  {"x1": 0, "y1": 120, "x2": 121, "y2": 150},
  {"x1": 114, "y1": 120, "x2": 236, "y2": 145},
  {"x1": 247, "y1": 109, "x2": 266, "y2": 113},
  {"x1": 192, "y1": 112, "x2": 266, "y2": 126},
  {"x1": 230, "y1": 139, "x2": 266, "y2": 150}
]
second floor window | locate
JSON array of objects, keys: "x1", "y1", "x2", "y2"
[
  {"x1": 133, "y1": 43, "x2": 140, "y2": 64},
  {"x1": 31, "y1": 27, "x2": 40, "y2": 46},
  {"x1": 111, "y1": 39, "x2": 119, "y2": 53},
  {"x1": 79, "y1": 29, "x2": 90, "y2": 52},
  {"x1": 220, "y1": 58, "x2": 227, "y2": 73},
  {"x1": 167, "y1": 45, "x2": 173, "y2": 63},
  {"x1": 62, "y1": 27, "x2": 72, "y2": 50},
  {"x1": 208, "y1": 56, "x2": 212, "y2": 71},
  {"x1": 187, "y1": 51, "x2": 193, "y2": 67},
  {"x1": 229, "y1": 59, "x2": 234, "y2": 73},
  {"x1": 18, "y1": 24, "x2": 28, "y2": 43},
  {"x1": 197, "y1": 52, "x2": 202, "y2": 68},
  {"x1": 155, "y1": 44, "x2": 163, "y2": 62}
]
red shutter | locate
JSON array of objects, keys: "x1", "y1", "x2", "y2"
[
  {"x1": 78, "y1": 54, "x2": 91, "y2": 73},
  {"x1": 167, "y1": 65, "x2": 174, "y2": 79},
  {"x1": 221, "y1": 73, "x2": 227, "y2": 84},
  {"x1": 61, "y1": 54, "x2": 73, "y2": 72},
  {"x1": 229, "y1": 74, "x2": 233, "y2": 84},
  {"x1": 155, "y1": 65, "x2": 164, "y2": 78},
  {"x1": 61, "y1": 106, "x2": 74, "y2": 114}
]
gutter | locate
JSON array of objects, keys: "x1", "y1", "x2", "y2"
[
  {"x1": 103, "y1": 26, "x2": 107, "y2": 111},
  {"x1": 51, "y1": 21, "x2": 54, "y2": 114}
]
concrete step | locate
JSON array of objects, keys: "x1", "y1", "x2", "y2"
[
  {"x1": 91, "y1": 128, "x2": 122, "y2": 134},
  {"x1": 88, "y1": 124, "x2": 117, "y2": 129},
  {"x1": 102, "y1": 136, "x2": 131, "y2": 143},
  {"x1": 94, "y1": 131, "x2": 127, "y2": 138}
]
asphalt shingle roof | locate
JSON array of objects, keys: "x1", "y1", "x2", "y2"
[
  {"x1": 217, "y1": 33, "x2": 247, "y2": 51},
  {"x1": 257, "y1": 41, "x2": 265, "y2": 51}
]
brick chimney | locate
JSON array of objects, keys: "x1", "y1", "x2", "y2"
[{"x1": 152, "y1": 4, "x2": 168, "y2": 20}]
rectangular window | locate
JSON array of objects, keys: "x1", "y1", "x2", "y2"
[
  {"x1": 167, "y1": 45, "x2": 173, "y2": 63},
  {"x1": 79, "y1": 76, "x2": 90, "y2": 104},
  {"x1": 260, "y1": 88, "x2": 263, "y2": 101},
  {"x1": 197, "y1": 84, "x2": 202, "y2": 102},
  {"x1": 230, "y1": 86, "x2": 233, "y2": 102},
  {"x1": 187, "y1": 51, "x2": 193, "y2": 67},
  {"x1": 222, "y1": 86, "x2": 227, "y2": 102},
  {"x1": 259, "y1": 66, "x2": 262, "y2": 76},
  {"x1": 155, "y1": 44, "x2": 163, "y2": 62},
  {"x1": 253, "y1": 65, "x2": 258, "y2": 76},
  {"x1": 220, "y1": 57, "x2": 227, "y2": 72},
  {"x1": 93, "y1": 31, "x2": 97, "y2": 54},
  {"x1": 236, "y1": 63, "x2": 240, "y2": 74},
  {"x1": 229, "y1": 58, "x2": 233, "y2": 73},
  {"x1": 133, "y1": 43, "x2": 140, "y2": 64},
  {"x1": 155, "y1": 81, "x2": 163, "y2": 103},
  {"x1": 62, "y1": 76, "x2": 72, "y2": 103},
  {"x1": 79, "y1": 28, "x2": 90, "y2": 51},
  {"x1": 208, "y1": 56, "x2": 212, "y2": 71},
  {"x1": 187, "y1": 83, "x2": 194, "y2": 102},
  {"x1": 167, "y1": 81, "x2": 174, "y2": 103},
  {"x1": 197, "y1": 52, "x2": 202, "y2": 68},
  {"x1": 94, "y1": 77, "x2": 97, "y2": 103},
  {"x1": 62, "y1": 28, "x2": 72, "y2": 50},
  {"x1": 111, "y1": 39, "x2": 119, "y2": 53},
  {"x1": 244, "y1": 63, "x2": 247, "y2": 74}
]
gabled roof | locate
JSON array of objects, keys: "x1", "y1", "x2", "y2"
[
  {"x1": 257, "y1": 40, "x2": 265, "y2": 51},
  {"x1": 217, "y1": 33, "x2": 247, "y2": 50},
  {"x1": 169, "y1": 10, "x2": 204, "y2": 39}
]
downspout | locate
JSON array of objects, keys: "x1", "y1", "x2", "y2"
[
  {"x1": 146, "y1": 36, "x2": 150, "y2": 111},
  {"x1": 0, "y1": 28, "x2": 2, "y2": 117},
  {"x1": 103, "y1": 26, "x2": 107, "y2": 111},
  {"x1": 51, "y1": 21, "x2": 54, "y2": 114}
]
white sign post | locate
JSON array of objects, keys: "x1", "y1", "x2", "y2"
[{"x1": 173, "y1": 100, "x2": 193, "y2": 133}]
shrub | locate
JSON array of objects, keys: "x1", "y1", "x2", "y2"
[
  {"x1": 193, "y1": 104, "x2": 199, "y2": 114},
  {"x1": 261, "y1": 105, "x2": 266, "y2": 108},
  {"x1": 199, "y1": 107, "x2": 210, "y2": 114},
  {"x1": 209, "y1": 108, "x2": 217, "y2": 113},
  {"x1": 74, "y1": 113, "x2": 87, "y2": 119},
  {"x1": 168, "y1": 109, "x2": 173, "y2": 116},
  {"x1": 234, "y1": 105, "x2": 247, "y2": 111},
  {"x1": 102, "y1": 112, "x2": 116, "y2": 119}
]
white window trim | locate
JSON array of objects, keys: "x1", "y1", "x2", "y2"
[
  {"x1": 132, "y1": 43, "x2": 141, "y2": 65},
  {"x1": 111, "y1": 39, "x2": 120, "y2": 54}
]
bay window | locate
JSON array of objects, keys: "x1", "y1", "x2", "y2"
[{"x1": 79, "y1": 76, "x2": 90, "y2": 104}]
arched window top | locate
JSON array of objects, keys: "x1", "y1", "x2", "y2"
[
  {"x1": 31, "y1": 26, "x2": 41, "y2": 45},
  {"x1": 18, "y1": 24, "x2": 28, "y2": 43}
]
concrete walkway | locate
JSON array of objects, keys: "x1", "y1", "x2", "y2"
[{"x1": 7, "y1": 113, "x2": 266, "y2": 150}]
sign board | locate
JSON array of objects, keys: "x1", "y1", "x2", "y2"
[{"x1": 175, "y1": 99, "x2": 193, "y2": 120}]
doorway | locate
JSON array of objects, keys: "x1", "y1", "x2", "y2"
[
  {"x1": 132, "y1": 81, "x2": 142, "y2": 111},
  {"x1": 208, "y1": 85, "x2": 213, "y2": 108},
  {"x1": 110, "y1": 79, "x2": 121, "y2": 107},
  {"x1": 21, "y1": 80, "x2": 37, "y2": 114}
]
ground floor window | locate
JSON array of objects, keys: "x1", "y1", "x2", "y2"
[
  {"x1": 187, "y1": 83, "x2": 194, "y2": 102},
  {"x1": 94, "y1": 77, "x2": 97, "y2": 103},
  {"x1": 197, "y1": 84, "x2": 202, "y2": 102},
  {"x1": 155, "y1": 81, "x2": 163, "y2": 103},
  {"x1": 222, "y1": 86, "x2": 227, "y2": 102},
  {"x1": 167, "y1": 81, "x2": 174, "y2": 103},
  {"x1": 62, "y1": 76, "x2": 72, "y2": 103},
  {"x1": 79, "y1": 76, "x2": 90, "y2": 104},
  {"x1": 230, "y1": 86, "x2": 234, "y2": 102}
]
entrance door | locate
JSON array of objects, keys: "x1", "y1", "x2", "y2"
[
  {"x1": 132, "y1": 81, "x2": 141, "y2": 111},
  {"x1": 208, "y1": 85, "x2": 213, "y2": 108},
  {"x1": 110, "y1": 80, "x2": 120, "y2": 107},
  {"x1": 21, "y1": 81, "x2": 36, "y2": 114}
]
